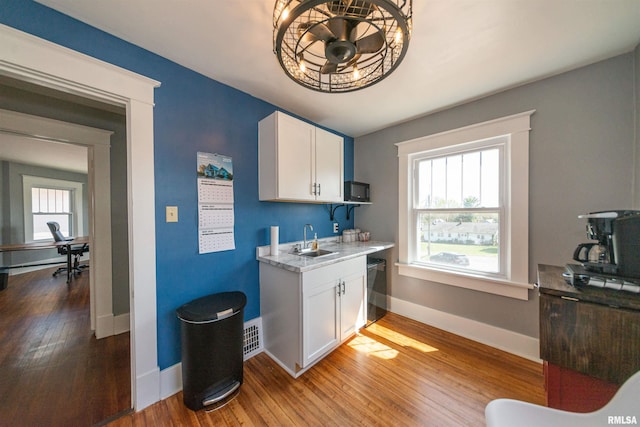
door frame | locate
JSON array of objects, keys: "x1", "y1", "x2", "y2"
[{"x1": 0, "y1": 24, "x2": 161, "y2": 410}]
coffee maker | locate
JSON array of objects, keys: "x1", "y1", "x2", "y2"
[{"x1": 570, "y1": 210, "x2": 640, "y2": 280}]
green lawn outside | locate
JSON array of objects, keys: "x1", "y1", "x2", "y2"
[{"x1": 420, "y1": 242, "x2": 498, "y2": 257}]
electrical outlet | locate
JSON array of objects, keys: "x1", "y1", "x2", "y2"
[
  {"x1": 166, "y1": 206, "x2": 178, "y2": 223},
  {"x1": 333, "y1": 222, "x2": 339, "y2": 233}
]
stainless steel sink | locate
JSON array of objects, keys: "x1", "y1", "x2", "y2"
[{"x1": 298, "y1": 249, "x2": 336, "y2": 258}]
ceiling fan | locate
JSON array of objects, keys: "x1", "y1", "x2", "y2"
[{"x1": 273, "y1": 0, "x2": 413, "y2": 93}]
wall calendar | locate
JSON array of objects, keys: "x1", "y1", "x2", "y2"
[{"x1": 196, "y1": 152, "x2": 235, "y2": 253}]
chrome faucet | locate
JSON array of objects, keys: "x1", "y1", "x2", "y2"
[{"x1": 303, "y1": 224, "x2": 314, "y2": 249}]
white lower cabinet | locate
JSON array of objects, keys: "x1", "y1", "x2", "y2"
[
  {"x1": 260, "y1": 256, "x2": 366, "y2": 378},
  {"x1": 339, "y1": 268, "x2": 367, "y2": 340},
  {"x1": 301, "y1": 276, "x2": 339, "y2": 367}
]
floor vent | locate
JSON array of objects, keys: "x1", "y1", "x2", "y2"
[{"x1": 243, "y1": 317, "x2": 263, "y2": 360}]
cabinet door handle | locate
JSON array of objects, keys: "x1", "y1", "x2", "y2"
[
  {"x1": 318, "y1": 183, "x2": 321, "y2": 196},
  {"x1": 312, "y1": 182, "x2": 317, "y2": 195},
  {"x1": 341, "y1": 281, "x2": 345, "y2": 295}
]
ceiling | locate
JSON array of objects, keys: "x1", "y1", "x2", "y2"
[
  {"x1": 29, "y1": 0, "x2": 640, "y2": 137},
  {"x1": 0, "y1": 75, "x2": 119, "y2": 173},
  {"x1": 0, "y1": 132, "x2": 88, "y2": 173}
]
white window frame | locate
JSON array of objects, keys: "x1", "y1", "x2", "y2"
[
  {"x1": 23, "y1": 175, "x2": 84, "y2": 243},
  {"x1": 396, "y1": 111, "x2": 535, "y2": 300}
]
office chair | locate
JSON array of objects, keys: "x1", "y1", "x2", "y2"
[
  {"x1": 46, "y1": 221, "x2": 89, "y2": 278},
  {"x1": 485, "y1": 369, "x2": 640, "y2": 427}
]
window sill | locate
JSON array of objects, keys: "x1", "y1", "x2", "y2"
[{"x1": 396, "y1": 262, "x2": 532, "y2": 300}]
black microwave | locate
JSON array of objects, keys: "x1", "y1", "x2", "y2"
[{"x1": 344, "y1": 181, "x2": 370, "y2": 202}]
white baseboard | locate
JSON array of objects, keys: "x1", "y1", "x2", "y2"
[
  {"x1": 95, "y1": 313, "x2": 114, "y2": 339},
  {"x1": 114, "y1": 313, "x2": 130, "y2": 335},
  {"x1": 7, "y1": 254, "x2": 90, "y2": 275},
  {"x1": 389, "y1": 296, "x2": 541, "y2": 362},
  {"x1": 7, "y1": 256, "x2": 66, "y2": 275},
  {"x1": 94, "y1": 312, "x2": 130, "y2": 338},
  {"x1": 136, "y1": 366, "x2": 161, "y2": 411},
  {"x1": 160, "y1": 363, "x2": 183, "y2": 400}
]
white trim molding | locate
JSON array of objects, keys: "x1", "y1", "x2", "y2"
[
  {"x1": 21, "y1": 175, "x2": 85, "y2": 242},
  {"x1": 396, "y1": 263, "x2": 533, "y2": 300},
  {"x1": 0, "y1": 24, "x2": 161, "y2": 410},
  {"x1": 389, "y1": 296, "x2": 540, "y2": 362},
  {"x1": 114, "y1": 313, "x2": 131, "y2": 335},
  {"x1": 160, "y1": 363, "x2": 184, "y2": 401}
]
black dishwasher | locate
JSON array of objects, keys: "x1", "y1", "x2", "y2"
[{"x1": 366, "y1": 257, "x2": 387, "y2": 326}]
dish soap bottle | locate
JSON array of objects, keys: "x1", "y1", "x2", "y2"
[{"x1": 312, "y1": 233, "x2": 318, "y2": 251}]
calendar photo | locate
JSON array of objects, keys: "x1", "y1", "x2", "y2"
[{"x1": 197, "y1": 152, "x2": 233, "y2": 181}]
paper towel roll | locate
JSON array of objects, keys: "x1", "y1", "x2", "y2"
[{"x1": 270, "y1": 226, "x2": 279, "y2": 256}]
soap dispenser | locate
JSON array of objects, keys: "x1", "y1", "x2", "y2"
[{"x1": 312, "y1": 233, "x2": 318, "y2": 251}]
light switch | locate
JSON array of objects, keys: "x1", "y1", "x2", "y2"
[
  {"x1": 166, "y1": 206, "x2": 178, "y2": 223},
  {"x1": 333, "y1": 222, "x2": 339, "y2": 233}
]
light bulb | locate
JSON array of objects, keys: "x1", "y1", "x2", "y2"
[
  {"x1": 353, "y1": 66, "x2": 360, "y2": 79},
  {"x1": 395, "y1": 28, "x2": 403, "y2": 43},
  {"x1": 298, "y1": 55, "x2": 306, "y2": 72}
]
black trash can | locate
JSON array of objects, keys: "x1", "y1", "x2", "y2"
[{"x1": 176, "y1": 291, "x2": 247, "y2": 411}]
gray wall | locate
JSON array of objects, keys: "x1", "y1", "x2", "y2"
[
  {"x1": 0, "y1": 160, "x2": 88, "y2": 265},
  {"x1": 354, "y1": 51, "x2": 638, "y2": 339},
  {"x1": 0, "y1": 81, "x2": 130, "y2": 316},
  {"x1": 635, "y1": 43, "x2": 640, "y2": 208}
]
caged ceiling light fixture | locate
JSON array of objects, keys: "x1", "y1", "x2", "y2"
[{"x1": 273, "y1": 0, "x2": 413, "y2": 93}]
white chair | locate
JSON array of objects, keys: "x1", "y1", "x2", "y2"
[{"x1": 485, "y1": 370, "x2": 640, "y2": 427}]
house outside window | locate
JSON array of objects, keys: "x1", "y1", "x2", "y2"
[
  {"x1": 22, "y1": 176, "x2": 84, "y2": 242},
  {"x1": 396, "y1": 111, "x2": 534, "y2": 300}
]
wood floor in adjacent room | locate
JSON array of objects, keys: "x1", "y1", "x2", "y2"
[
  {"x1": 0, "y1": 266, "x2": 131, "y2": 427},
  {"x1": 109, "y1": 312, "x2": 545, "y2": 427}
]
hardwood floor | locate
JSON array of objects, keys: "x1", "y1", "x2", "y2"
[
  {"x1": 0, "y1": 265, "x2": 131, "y2": 426},
  {"x1": 109, "y1": 313, "x2": 545, "y2": 426}
]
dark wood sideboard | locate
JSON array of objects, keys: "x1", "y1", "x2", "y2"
[{"x1": 537, "y1": 264, "x2": 640, "y2": 412}]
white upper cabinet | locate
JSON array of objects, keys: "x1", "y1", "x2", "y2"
[
  {"x1": 314, "y1": 126, "x2": 344, "y2": 202},
  {"x1": 259, "y1": 111, "x2": 344, "y2": 203}
]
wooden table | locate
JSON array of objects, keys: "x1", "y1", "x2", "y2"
[
  {"x1": 537, "y1": 264, "x2": 640, "y2": 411},
  {"x1": 0, "y1": 237, "x2": 89, "y2": 286}
]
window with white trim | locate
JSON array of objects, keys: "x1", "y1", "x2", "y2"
[
  {"x1": 396, "y1": 111, "x2": 534, "y2": 300},
  {"x1": 31, "y1": 187, "x2": 73, "y2": 240},
  {"x1": 22, "y1": 176, "x2": 84, "y2": 242}
]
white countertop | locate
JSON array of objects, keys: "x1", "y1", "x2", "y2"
[{"x1": 256, "y1": 239, "x2": 394, "y2": 273}]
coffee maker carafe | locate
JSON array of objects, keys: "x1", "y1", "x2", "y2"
[{"x1": 573, "y1": 210, "x2": 640, "y2": 277}]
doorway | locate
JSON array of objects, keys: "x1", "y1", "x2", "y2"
[
  {"x1": 0, "y1": 23, "x2": 161, "y2": 411},
  {"x1": 0, "y1": 105, "x2": 129, "y2": 424}
]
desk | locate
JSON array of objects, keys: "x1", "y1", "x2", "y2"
[{"x1": 0, "y1": 237, "x2": 89, "y2": 286}]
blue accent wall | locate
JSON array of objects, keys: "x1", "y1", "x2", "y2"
[{"x1": 1, "y1": 0, "x2": 355, "y2": 369}]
